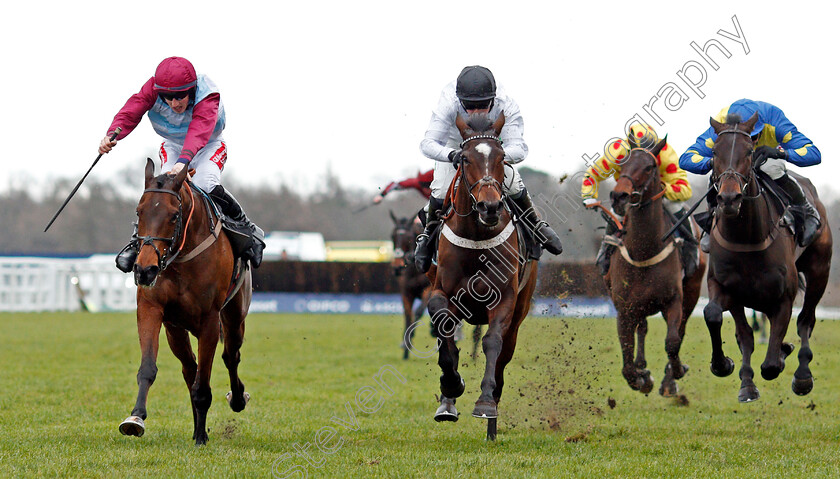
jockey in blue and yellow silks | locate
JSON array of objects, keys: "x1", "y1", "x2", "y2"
[
  {"x1": 679, "y1": 99, "x2": 821, "y2": 247},
  {"x1": 582, "y1": 123, "x2": 698, "y2": 277}
]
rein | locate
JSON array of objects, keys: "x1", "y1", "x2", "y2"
[
  {"x1": 709, "y1": 127, "x2": 783, "y2": 252},
  {"x1": 138, "y1": 181, "x2": 221, "y2": 272}
]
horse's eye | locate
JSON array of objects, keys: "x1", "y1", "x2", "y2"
[{"x1": 171, "y1": 213, "x2": 178, "y2": 223}]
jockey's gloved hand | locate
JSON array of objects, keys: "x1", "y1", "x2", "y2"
[
  {"x1": 448, "y1": 149, "x2": 463, "y2": 166},
  {"x1": 753, "y1": 146, "x2": 787, "y2": 168},
  {"x1": 583, "y1": 198, "x2": 598, "y2": 208}
]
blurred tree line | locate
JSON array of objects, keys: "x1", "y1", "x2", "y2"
[{"x1": 4, "y1": 164, "x2": 840, "y2": 282}]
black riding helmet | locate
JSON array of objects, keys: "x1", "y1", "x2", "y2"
[{"x1": 456, "y1": 65, "x2": 496, "y2": 110}]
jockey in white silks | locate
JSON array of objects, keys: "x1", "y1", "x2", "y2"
[{"x1": 413, "y1": 65, "x2": 564, "y2": 272}]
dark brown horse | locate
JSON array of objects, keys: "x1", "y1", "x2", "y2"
[
  {"x1": 389, "y1": 212, "x2": 432, "y2": 359},
  {"x1": 704, "y1": 113, "x2": 832, "y2": 402},
  {"x1": 423, "y1": 113, "x2": 538, "y2": 440},
  {"x1": 118, "y1": 159, "x2": 252, "y2": 445},
  {"x1": 603, "y1": 139, "x2": 706, "y2": 397}
]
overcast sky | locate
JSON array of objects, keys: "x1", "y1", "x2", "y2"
[{"x1": 2, "y1": 1, "x2": 837, "y2": 200}]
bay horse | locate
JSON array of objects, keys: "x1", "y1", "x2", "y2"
[
  {"x1": 118, "y1": 159, "x2": 252, "y2": 445},
  {"x1": 705, "y1": 113, "x2": 832, "y2": 402},
  {"x1": 602, "y1": 138, "x2": 706, "y2": 397},
  {"x1": 424, "y1": 113, "x2": 538, "y2": 440},
  {"x1": 389, "y1": 212, "x2": 431, "y2": 360}
]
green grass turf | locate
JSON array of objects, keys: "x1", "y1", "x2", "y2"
[{"x1": 1, "y1": 311, "x2": 839, "y2": 478}]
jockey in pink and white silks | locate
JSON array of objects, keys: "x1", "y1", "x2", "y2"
[
  {"x1": 413, "y1": 65, "x2": 563, "y2": 272},
  {"x1": 99, "y1": 56, "x2": 265, "y2": 272}
]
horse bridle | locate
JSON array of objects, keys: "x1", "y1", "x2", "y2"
[
  {"x1": 711, "y1": 128, "x2": 759, "y2": 199},
  {"x1": 452, "y1": 134, "x2": 505, "y2": 217},
  {"x1": 136, "y1": 188, "x2": 184, "y2": 271},
  {"x1": 617, "y1": 148, "x2": 665, "y2": 208}
]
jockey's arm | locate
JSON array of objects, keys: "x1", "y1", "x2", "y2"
[
  {"x1": 658, "y1": 144, "x2": 692, "y2": 202},
  {"x1": 177, "y1": 93, "x2": 220, "y2": 165},
  {"x1": 104, "y1": 77, "x2": 158, "y2": 149},
  {"x1": 679, "y1": 128, "x2": 715, "y2": 175},
  {"x1": 420, "y1": 90, "x2": 458, "y2": 162},
  {"x1": 767, "y1": 108, "x2": 821, "y2": 167}
]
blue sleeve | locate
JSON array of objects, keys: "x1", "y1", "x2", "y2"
[
  {"x1": 679, "y1": 126, "x2": 715, "y2": 174},
  {"x1": 770, "y1": 108, "x2": 821, "y2": 167}
]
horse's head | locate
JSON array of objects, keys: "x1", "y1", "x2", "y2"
[
  {"x1": 455, "y1": 112, "x2": 506, "y2": 227},
  {"x1": 389, "y1": 211, "x2": 417, "y2": 275},
  {"x1": 134, "y1": 158, "x2": 189, "y2": 286},
  {"x1": 610, "y1": 137, "x2": 667, "y2": 216},
  {"x1": 710, "y1": 112, "x2": 759, "y2": 216}
]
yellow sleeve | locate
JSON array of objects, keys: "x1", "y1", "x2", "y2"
[
  {"x1": 658, "y1": 142, "x2": 692, "y2": 202},
  {"x1": 581, "y1": 141, "x2": 626, "y2": 199}
]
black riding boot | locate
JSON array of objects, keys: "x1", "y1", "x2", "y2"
[
  {"x1": 115, "y1": 222, "x2": 140, "y2": 273},
  {"x1": 775, "y1": 174, "x2": 821, "y2": 247},
  {"x1": 673, "y1": 207, "x2": 699, "y2": 277},
  {"x1": 414, "y1": 197, "x2": 443, "y2": 273},
  {"x1": 511, "y1": 189, "x2": 563, "y2": 255},
  {"x1": 209, "y1": 185, "x2": 266, "y2": 268},
  {"x1": 596, "y1": 218, "x2": 619, "y2": 276}
]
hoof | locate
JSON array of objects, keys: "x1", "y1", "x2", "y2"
[
  {"x1": 792, "y1": 376, "x2": 814, "y2": 396},
  {"x1": 472, "y1": 400, "x2": 498, "y2": 419},
  {"x1": 226, "y1": 391, "x2": 250, "y2": 412},
  {"x1": 434, "y1": 396, "x2": 459, "y2": 422},
  {"x1": 119, "y1": 416, "x2": 145, "y2": 437},
  {"x1": 738, "y1": 385, "x2": 760, "y2": 403},
  {"x1": 760, "y1": 364, "x2": 783, "y2": 381},
  {"x1": 659, "y1": 380, "x2": 679, "y2": 398},
  {"x1": 639, "y1": 371, "x2": 655, "y2": 395},
  {"x1": 710, "y1": 357, "x2": 735, "y2": 377}
]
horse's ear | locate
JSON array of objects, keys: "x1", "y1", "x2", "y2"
[
  {"x1": 172, "y1": 163, "x2": 189, "y2": 188},
  {"x1": 491, "y1": 112, "x2": 506, "y2": 136},
  {"x1": 710, "y1": 116, "x2": 725, "y2": 134},
  {"x1": 627, "y1": 135, "x2": 638, "y2": 150},
  {"x1": 455, "y1": 114, "x2": 469, "y2": 139},
  {"x1": 650, "y1": 135, "x2": 667, "y2": 157},
  {"x1": 144, "y1": 158, "x2": 155, "y2": 185},
  {"x1": 389, "y1": 209, "x2": 398, "y2": 224},
  {"x1": 743, "y1": 111, "x2": 759, "y2": 134}
]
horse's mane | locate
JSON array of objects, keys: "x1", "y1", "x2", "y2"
[
  {"x1": 725, "y1": 113, "x2": 743, "y2": 125},
  {"x1": 465, "y1": 113, "x2": 495, "y2": 135}
]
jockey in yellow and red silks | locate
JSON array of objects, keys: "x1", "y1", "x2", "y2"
[{"x1": 581, "y1": 123, "x2": 698, "y2": 277}]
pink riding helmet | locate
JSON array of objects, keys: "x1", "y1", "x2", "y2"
[{"x1": 153, "y1": 57, "x2": 197, "y2": 93}]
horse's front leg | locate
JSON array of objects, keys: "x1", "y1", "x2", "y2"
[
  {"x1": 119, "y1": 302, "x2": 163, "y2": 438},
  {"x1": 473, "y1": 298, "x2": 515, "y2": 419},
  {"x1": 192, "y1": 314, "x2": 221, "y2": 446},
  {"x1": 617, "y1": 311, "x2": 653, "y2": 394},
  {"x1": 660, "y1": 298, "x2": 689, "y2": 397},
  {"x1": 731, "y1": 307, "x2": 759, "y2": 402},
  {"x1": 704, "y1": 280, "x2": 735, "y2": 377},
  {"x1": 761, "y1": 300, "x2": 794, "y2": 382},
  {"x1": 221, "y1": 311, "x2": 249, "y2": 414},
  {"x1": 164, "y1": 325, "x2": 198, "y2": 437},
  {"x1": 428, "y1": 291, "x2": 463, "y2": 422}
]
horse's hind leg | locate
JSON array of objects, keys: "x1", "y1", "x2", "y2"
[
  {"x1": 731, "y1": 307, "x2": 759, "y2": 402},
  {"x1": 634, "y1": 317, "x2": 648, "y2": 371},
  {"x1": 119, "y1": 306, "x2": 163, "y2": 438},
  {"x1": 760, "y1": 300, "x2": 793, "y2": 382},
  {"x1": 660, "y1": 300, "x2": 689, "y2": 397},
  {"x1": 792, "y1": 257, "x2": 829, "y2": 395},
  {"x1": 192, "y1": 316, "x2": 222, "y2": 446},
  {"x1": 164, "y1": 325, "x2": 198, "y2": 437},
  {"x1": 221, "y1": 314, "x2": 249, "y2": 413}
]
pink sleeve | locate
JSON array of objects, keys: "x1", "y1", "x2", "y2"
[
  {"x1": 178, "y1": 93, "x2": 220, "y2": 163},
  {"x1": 107, "y1": 77, "x2": 157, "y2": 140}
]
